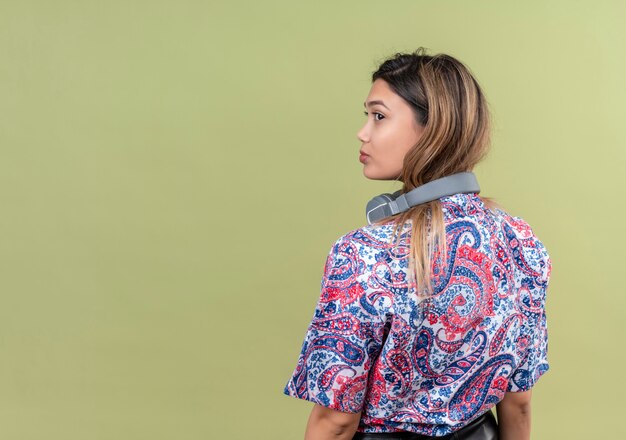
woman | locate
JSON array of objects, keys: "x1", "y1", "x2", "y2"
[{"x1": 283, "y1": 48, "x2": 552, "y2": 440}]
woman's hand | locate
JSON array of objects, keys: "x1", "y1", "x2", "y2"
[{"x1": 304, "y1": 404, "x2": 362, "y2": 440}]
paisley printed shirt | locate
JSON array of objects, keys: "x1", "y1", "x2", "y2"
[{"x1": 283, "y1": 192, "x2": 552, "y2": 436}]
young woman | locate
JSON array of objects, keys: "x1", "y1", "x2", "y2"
[{"x1": 283, "y1": 48, "x2": 552, "y2": 440}]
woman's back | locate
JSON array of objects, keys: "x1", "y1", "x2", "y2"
[{"x1": 283, "y1": 192, "x2": 552, "y2": 436}]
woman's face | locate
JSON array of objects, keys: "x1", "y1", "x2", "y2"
[{"x1": 357, "y1": 79, "x2": 425, "y2": 181}]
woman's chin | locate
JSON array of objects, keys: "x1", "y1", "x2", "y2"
[
  {"x1": 362, "y1": 168, "x2": 375, "y2": 179},
  {"x1": 363, "y1": 168, "x2": 393, "y2": 181}
]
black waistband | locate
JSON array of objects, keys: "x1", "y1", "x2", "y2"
[{"x1": 352, "y1": 411, "x2": 496, "y2": 440}]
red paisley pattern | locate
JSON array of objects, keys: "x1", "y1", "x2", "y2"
[{"x1": 284, "y1": 193, "x2": 552, "y2": 436}]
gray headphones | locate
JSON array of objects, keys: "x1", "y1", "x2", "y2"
[{"x1": 365, "y1": 171, "x2": 480, "y2": 225}]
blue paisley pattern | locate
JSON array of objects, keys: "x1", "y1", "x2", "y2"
[{"x1": 283, "y1": 192, "x2": 552, "y2": 436}]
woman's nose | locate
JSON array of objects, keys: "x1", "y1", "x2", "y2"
[{"x1": 357, "y1": 124, "x2": 369, "y2": 143}]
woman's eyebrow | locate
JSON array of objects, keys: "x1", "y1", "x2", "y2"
[{"x1": 364, "y1": 100, "x2": 390, "y2": 110}]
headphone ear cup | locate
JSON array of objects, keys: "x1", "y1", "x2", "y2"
[
  {"x1": 366, "y1": 193, "x2": 397, "y2": 225},
  {"x1": 378, "y1": 193, "x2": 397, "y2": 202},
  {"x1": 366, "y1": 190, "x2": 401, "y2": 207}
]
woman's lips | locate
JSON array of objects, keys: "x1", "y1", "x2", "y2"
[{"x1": 359, "y1": 152, "x2": 369, "y2": 163}]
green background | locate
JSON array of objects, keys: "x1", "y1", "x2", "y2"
[{"x1": 1, "y1": 1, "x2": 624, "y2": 438}]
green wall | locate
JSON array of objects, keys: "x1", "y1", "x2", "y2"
[{"x1": 1, "y1": 1, "x2": 623, "y2": 438}]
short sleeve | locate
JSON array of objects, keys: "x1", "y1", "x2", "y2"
[
  {"x1": 283, "y1": 236, "x2": 386, "y2": 413},
  {"x1": 507, "y1": 236, "x2": 552, "y2": 392}
]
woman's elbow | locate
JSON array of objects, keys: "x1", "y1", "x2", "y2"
[{"x1": 305, "y1": 404, "x2": 361, "y2": 440}]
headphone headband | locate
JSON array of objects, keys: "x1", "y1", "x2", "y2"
[{"x1": 365, "y1": 172, "x2": 480, "y2": 225}]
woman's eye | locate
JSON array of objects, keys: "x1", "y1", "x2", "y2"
[{"x1": 363, "y1": 111, "x2": 384, "y2": 121}]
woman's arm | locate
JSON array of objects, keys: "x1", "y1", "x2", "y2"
[
  {"x1": 495, "y1": 390, "x2": 532, "y2": 440},
  {"x1": 304, "y1": 404, "x2": 361, "y2": 440}
]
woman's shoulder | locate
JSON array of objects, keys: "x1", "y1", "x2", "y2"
[
  {"x1": 489, "y1": 205, "x2": 546, "y2": 242},
  {"x1": 322, "y1": 222, "x2": 412, "y2": 279},
  {"x1": 489, "y1": 207, "x2": 552, "y2": 284},
  {"x1": 329, "y1": 221, "x2": 409, "y2": 251}
]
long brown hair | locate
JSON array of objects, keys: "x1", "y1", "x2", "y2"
[{"x1": 368, "y1": 47, "x2": 503, "y2": 299}]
